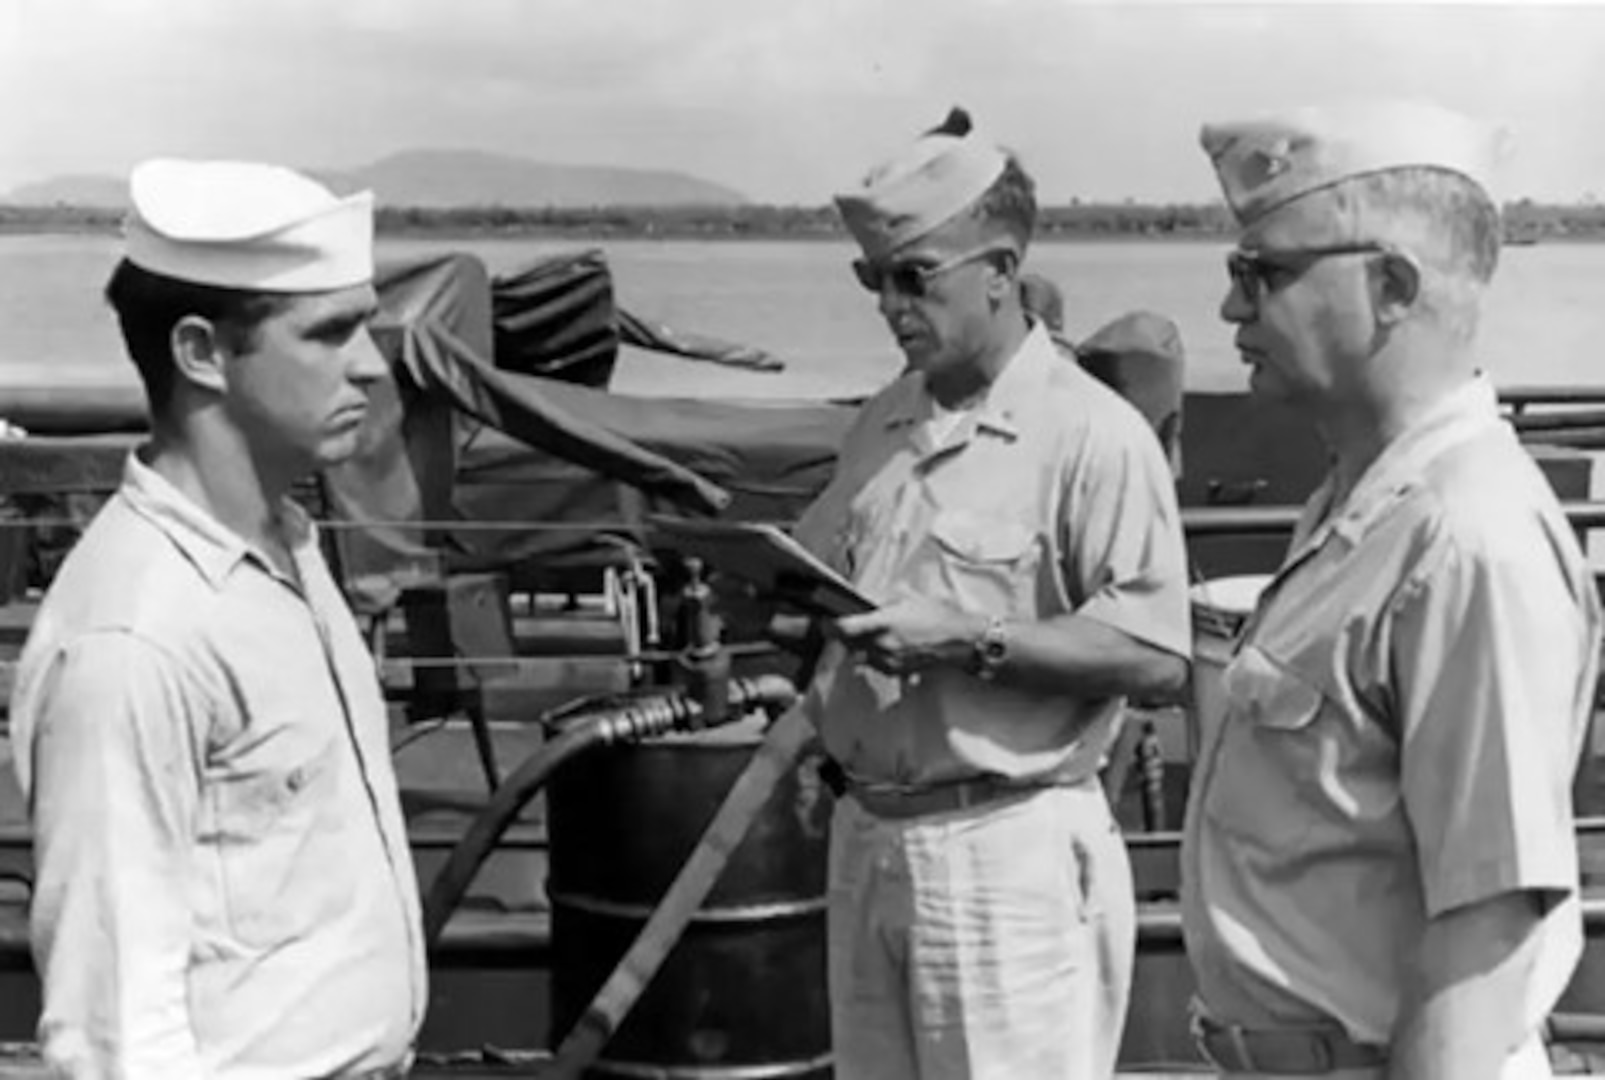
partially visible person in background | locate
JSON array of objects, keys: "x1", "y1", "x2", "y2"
[
  {"x1": 1076, "y1": 311, "x2": 1187, "y2": 479},
  {"x1": 1018, "y1": 273, "x2": 1186, "y2": 479},
  {"x1": 1018, "y1": 270, "x2": 1078, "y2": 354}
]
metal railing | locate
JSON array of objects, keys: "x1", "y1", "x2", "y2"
[{"x1": 1181, "y1": 500, "x2": 1605, "y2": 538}]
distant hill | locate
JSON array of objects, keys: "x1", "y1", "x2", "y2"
[
  {"x1": 6, "y1": 174, "x2": 126, "y2": 207},
  {"x1": 5, "y1": 149, "x2": 749, "y2": 209}
]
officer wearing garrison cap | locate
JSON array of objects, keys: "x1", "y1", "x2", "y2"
[
  {"x1": 790, "y1": 109, "x2": 1191, "y2": 1078},
  {"x1": 9, "y1": 160, "x2": 422, "y2": 1078},
  {"x1": 1182, "y1": 102, "x2": 1601, "y2": 1079}
]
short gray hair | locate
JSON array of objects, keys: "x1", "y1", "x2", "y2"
[{"x1": 1320, "y1": 167, "x2": 1501, "y2": 339}]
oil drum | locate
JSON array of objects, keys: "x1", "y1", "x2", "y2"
[{"x1": 546, "y1": 719, "x2": 834, "y2": 1078}]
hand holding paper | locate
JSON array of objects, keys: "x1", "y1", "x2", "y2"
[
  {"x1": 834, "y1": 594, "x2": 983, "y2": 676},
  {"x1": 649, "y1": 517, "x2": 875, "y2": 619}
]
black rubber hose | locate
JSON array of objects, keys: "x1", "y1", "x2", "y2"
[{"x1": 422, "y1": 673, "x2": 797, "y2": 949}]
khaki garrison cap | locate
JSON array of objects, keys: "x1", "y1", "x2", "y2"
[
  {"x1": 835, "y1": 107, "x2": 1009, "y2": 260},
  {"x1": 1199, "y1": 100, "x2": 1505, "y2": 224}
]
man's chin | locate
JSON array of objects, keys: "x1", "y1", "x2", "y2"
[
  {"x1": 897, "y1": 342, "x2": 928, "y2": 369},
  {"x1": 315, "y1": 431, "x2": 366, "y2": 469},
  {"x1": 900, "y1": 340, "x2": 951, "y2": 376},
  {"x1": 1246, "y1": 368, "x2": 1308, "y2": 411},
  {"x1": 1246, "y1": 364, "x2": 1281, "y2": 399}
]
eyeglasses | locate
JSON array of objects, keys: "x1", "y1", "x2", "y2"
[
  {"x1": 851, "y1": 246, "x2": 1003, "y2": 298},
  {"x1": 1225, "y1": 242, "x2": 1395, "y2": 304}
]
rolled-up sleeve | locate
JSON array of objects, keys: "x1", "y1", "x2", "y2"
[
  {"x1": 1060, "y1": 417, "x2": 1192, "y2": 658},
  {"x1": 1391, "y1": 535, "x2": 1590, "y2": 918},
  {"x1": 24, "y1": 632, "x2": 208, "y2": 1079}
]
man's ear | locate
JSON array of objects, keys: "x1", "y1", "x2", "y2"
[
  {"x1": 1372, "y1": 251, "x2": 1422, "y2": 326},
  {"x1": 988, "y1": 248, "x2": 1022, "y2": 304},
  {"x1": 169, "y1": 315, "x2": 230, "y2": 393}
]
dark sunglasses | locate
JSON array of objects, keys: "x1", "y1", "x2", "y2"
[
  {"x1": 1225, "y1": 242, "x2": 1395, "y2": 303},
  {"x1": 851, "y1": 246, "x2": 1003, "y2": 298}
]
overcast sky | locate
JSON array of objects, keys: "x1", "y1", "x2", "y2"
[{"x1": 4, "y1": 0, "x2": 1604, "y2": 204}]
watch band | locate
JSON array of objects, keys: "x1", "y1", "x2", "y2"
[{"x1": 972, "y1": 616, "x2": 1009, "y2": 681}]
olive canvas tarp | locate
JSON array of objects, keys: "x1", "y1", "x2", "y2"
[
  {"x1": 0, "y1": 250, "x2": 853, "y2": 610},
  {"x1": 325, "y1": 251, "x2": 855, "y2": 612},
  {"x1": 491, "y1": 248, "x2": 785, "y2": 388}
]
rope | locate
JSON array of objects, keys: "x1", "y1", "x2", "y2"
[
  {"x1": 0, "y1": 642, "x2": 782, "y2": 678},
  {"x1": 0, "y1": 515, "x2": 798, "y2": 534},
  {"x1": 6, "y1": 503, "x2": 1605, "y2": 536}
]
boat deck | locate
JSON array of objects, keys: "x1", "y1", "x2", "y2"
[
  {"x1": 0, "y1": 401, "x2": 1603, "y2": 1074},
  {"x1": 8, "y1": 735, "x2": 1605, "y2": 1074}
]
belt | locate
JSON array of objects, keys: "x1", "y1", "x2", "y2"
[
  {"x1": 323, "y1": 1057, "x2": 411, "y2": 1079},
  {"x1": 821, "y1": 757, "x2": 1078, "y2": 821},
  {"x1": 1191, "y1": 1010, "x2": 1387, "y2": 1074}
]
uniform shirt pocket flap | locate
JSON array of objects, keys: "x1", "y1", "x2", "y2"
[
  {"x1": 931, "y1": 512, "x2": 1035, "y2": 564},
  {"x1": 1222, "y1": 644, "x2": 1324, "y2": 731},
  {"x1": 215, "y1": 742, "x2": 337, "y2": 838}
]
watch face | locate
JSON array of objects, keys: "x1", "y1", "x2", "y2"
[{"x1": 976, "y1": 618, "x2": 1007, "y2": 677}]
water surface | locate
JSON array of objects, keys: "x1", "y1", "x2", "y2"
[{"x1": 1, "y1": 234, "x2": 1600, "y2": 402}]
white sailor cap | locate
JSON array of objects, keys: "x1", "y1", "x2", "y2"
[
  {"x1": 124, "y1": 158, "x2": 375, "y2": 292},
  {"x1": 834, "y1": 108, "x2": 1009, "y2": 261},
  {"x1": 1200, "y1": 100, "x2": 1505, "y2": 225}
]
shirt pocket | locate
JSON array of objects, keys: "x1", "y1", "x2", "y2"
[
  {"x1": 210, "y1": 738, "x2": 350, "y2": 949},
  {"x1": 1204, "y1": 644, "x2": 1330, "y2": 850},
  {"x1": 927, "y1": 510, "x2": 1041, "y2": 614}
]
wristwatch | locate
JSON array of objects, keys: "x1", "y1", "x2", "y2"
[{"x1": 971, "y1": 616, "x2": 1009, "y2": 681}]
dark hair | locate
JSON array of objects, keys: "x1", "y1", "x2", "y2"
[
  {"x1": 971, "y1": 155, "x2": 1037, "y2": 252},
  {"x1": 103, "y1": 259, "x2": 293, "y2": 413}
]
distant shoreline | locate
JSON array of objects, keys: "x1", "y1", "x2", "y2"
[{"x1": 3, "y1": 202, "x2": 1603, "y2": 242}]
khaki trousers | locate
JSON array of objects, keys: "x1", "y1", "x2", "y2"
[{"x1": 827, "y1": 781, "x2": 1134, "y2": 1080}]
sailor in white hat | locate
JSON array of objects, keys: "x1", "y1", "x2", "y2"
[
  {"x1": 789, "y1": 110, "x2": 1192, "y2": 1079},
  {"x1": 10, "y1": 160, "x2": 423, "y2": 1078},
  {"x1": 1181, "y1": 102, "x2": 1599, "y2": 1079}
]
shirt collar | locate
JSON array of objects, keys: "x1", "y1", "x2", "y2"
[
  {"x1": 881, "y1": 321, "x2": 1058, "y2": 441},
  {"x1": 121, "y1": 450, "x2": 316, "y2": 591},
  {"x1": 1297, "y1": 375, "x2": 1503, "y2": 553}
]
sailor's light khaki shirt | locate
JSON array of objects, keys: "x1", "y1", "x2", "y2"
[
  {"x1": 793, "y1": 324, "x2": 1192, "y2": 786},
  {"x1": 1182, "y1": 378, "x2": 1601, "y2": 1043},
  {"x1": 9, "y1": 454, "x2": 426, "y2": 1079}
]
